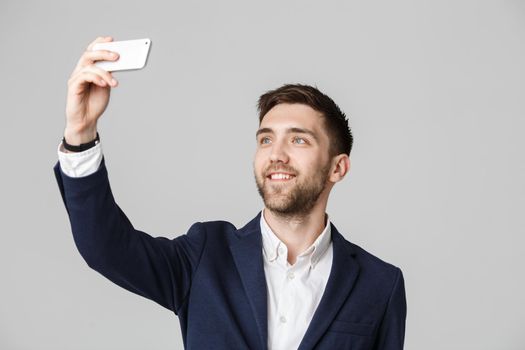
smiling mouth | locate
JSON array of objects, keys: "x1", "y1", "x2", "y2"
[{"x1": 267, "y1": 173, "x2": 296, "y2": 181}]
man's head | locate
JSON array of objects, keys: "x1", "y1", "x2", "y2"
[{"x1": 253, "y1": 84, "x2": 352, "y2": 217}]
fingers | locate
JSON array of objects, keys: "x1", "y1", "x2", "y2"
[
  {"x1": 73, "y1": 36, "x2": 119, "y2": 74},
  {"x1": 84, "y1": 65, "x2": 118, "y2": 86},
  {"x1": 74, "y1": 49, "x2": 119, "y2": 72},
  {"x1": 68, "y1": 71, "x2": 107, "y2": 91},
  {"x1": 68, "y1": 65, "x2": 118, "y2": 90}
]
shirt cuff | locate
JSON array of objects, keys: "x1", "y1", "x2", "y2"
[{"x1": 57, "y1": 140, "x2": 103, "y2": 177}]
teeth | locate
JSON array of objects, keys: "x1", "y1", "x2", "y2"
[{"x1": 270, "y1": 173, "x2": 293, "y2": 180}]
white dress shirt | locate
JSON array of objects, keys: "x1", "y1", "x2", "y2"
[
  {"x1": 57, "y1": 141, "x2": 334, "y2": 350},
  {"x1": 260, "y1": 209, "x2": 333, "y2": 350}
]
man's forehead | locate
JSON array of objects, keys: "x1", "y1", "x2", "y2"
[{"x1": 259, "y1": 103, "x2": 324, "y2": 129}]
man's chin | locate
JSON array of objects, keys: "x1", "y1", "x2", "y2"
[{"x1": 263, "y1": 196, "x2": 298, "y2": 212}]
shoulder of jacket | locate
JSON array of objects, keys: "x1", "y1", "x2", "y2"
[
  {"x1": 198, "y1": 219, "x2": 238, "y2": 233},
  {"x1": 346, "y1": 240, "x2": 402, "y2": 277}
]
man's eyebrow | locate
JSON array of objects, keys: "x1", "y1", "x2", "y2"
[
  {"x1": 255, "y1": 127, "x2": 319, "y2": 142},
  {"x1": 256, "y1": 127, "x2": 273, "y2": 138}
]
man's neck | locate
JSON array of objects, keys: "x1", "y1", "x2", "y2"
[{"x1": 263, "y1": 203, "x2": 328, "y2": 265}]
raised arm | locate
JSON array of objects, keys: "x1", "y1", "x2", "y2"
[{"x1": 55, "y1": 36, "x2": 206, "y2": 313}]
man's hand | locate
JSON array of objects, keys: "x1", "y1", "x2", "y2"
[{"x1": 64, "y1": 36, "x2": 120, "y2": 144}]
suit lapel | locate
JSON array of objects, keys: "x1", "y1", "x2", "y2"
[
  {"x1": 229, "y1": 215, "x2": 360, "y2": 350},
  {"x1": 229, "y1": 212, "x2": 268, "y2": 350},
  {"x1": 298, "y1": 223, "x2": 360, "y2": 350}
]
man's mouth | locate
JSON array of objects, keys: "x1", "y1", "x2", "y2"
[{"x1": 267, "y1": 172, "x2": 296, "y2": 181}]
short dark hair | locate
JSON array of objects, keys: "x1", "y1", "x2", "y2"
[{"x1": 257, "y1": 83, "x2": 353, "y2": 157}]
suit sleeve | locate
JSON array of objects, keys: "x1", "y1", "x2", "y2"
[
  {"x1": 373, "y1": 268, "x2": 407, "y2": 350},
  {"x1": 53, "y1": 157, "x2": 206, "y2": 314}
]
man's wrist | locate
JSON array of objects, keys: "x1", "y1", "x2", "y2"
[
  {"x1": 63, "y1": 128, "x2": 99, "y2": 153},
  {"x1": 63, "y1": 127, "x2": 97, "y2": 147}
]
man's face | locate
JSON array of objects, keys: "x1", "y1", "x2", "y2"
[{"x1": 254, "y1": 103, "x2": 333, "y2": 216}]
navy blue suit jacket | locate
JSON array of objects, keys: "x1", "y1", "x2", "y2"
[{"x1": 54, "y1": 158, "x2": 406, "y2": 349}]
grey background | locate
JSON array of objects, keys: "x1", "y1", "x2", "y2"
[{"x1": 1, "y1": 0, "x2": 524, "y2": 349}]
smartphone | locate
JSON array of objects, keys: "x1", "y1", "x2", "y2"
[{"x1": 92, "y1": 38, "x2": 151, "y2": 72}]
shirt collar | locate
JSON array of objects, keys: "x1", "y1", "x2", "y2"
[{"x1": 259, "y1": 208, "x2": 332, "y2": 269}]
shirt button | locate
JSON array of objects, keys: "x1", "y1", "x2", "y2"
[
  {"x1": 280, "y1": 316, "x2": 287, "y2": 323},
  {"x1": 287, "y1": 272, "x2": 295, "y2": 280}
]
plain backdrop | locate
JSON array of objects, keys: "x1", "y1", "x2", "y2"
[{"x1": 1, "y1": 0, "x2": 524, "y2": 349}]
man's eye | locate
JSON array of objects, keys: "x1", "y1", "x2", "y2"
[
  {"x1": 260, "y1": 137, "x2": 271, "y2": 144},
  {"x1": 293, "y1": 137, "x2": 306, "y2": 144}
]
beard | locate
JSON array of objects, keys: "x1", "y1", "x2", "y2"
[{"x1": 254, "y1": 162, "x2": 331, "y2": 217}]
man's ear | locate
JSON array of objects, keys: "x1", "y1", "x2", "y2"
[{"x1": 329, "y1": 154, "x2": 350, "y2": 183}]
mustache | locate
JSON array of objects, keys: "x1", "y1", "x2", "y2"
[{"x1": 264, "y1": 165, "x2": 298, "y2": 176}]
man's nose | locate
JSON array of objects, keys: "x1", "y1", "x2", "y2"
[{"x1": 269, "y1": 140, "x2": 289, "y2": 163}]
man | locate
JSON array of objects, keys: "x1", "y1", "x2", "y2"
[{"x1": 55, "y1": 36, "x2": 406, "y2": 350}]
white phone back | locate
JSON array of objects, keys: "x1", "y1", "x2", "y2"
[{"x1": 93, "y1": 38, "x2": 151, "y2": 72}]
